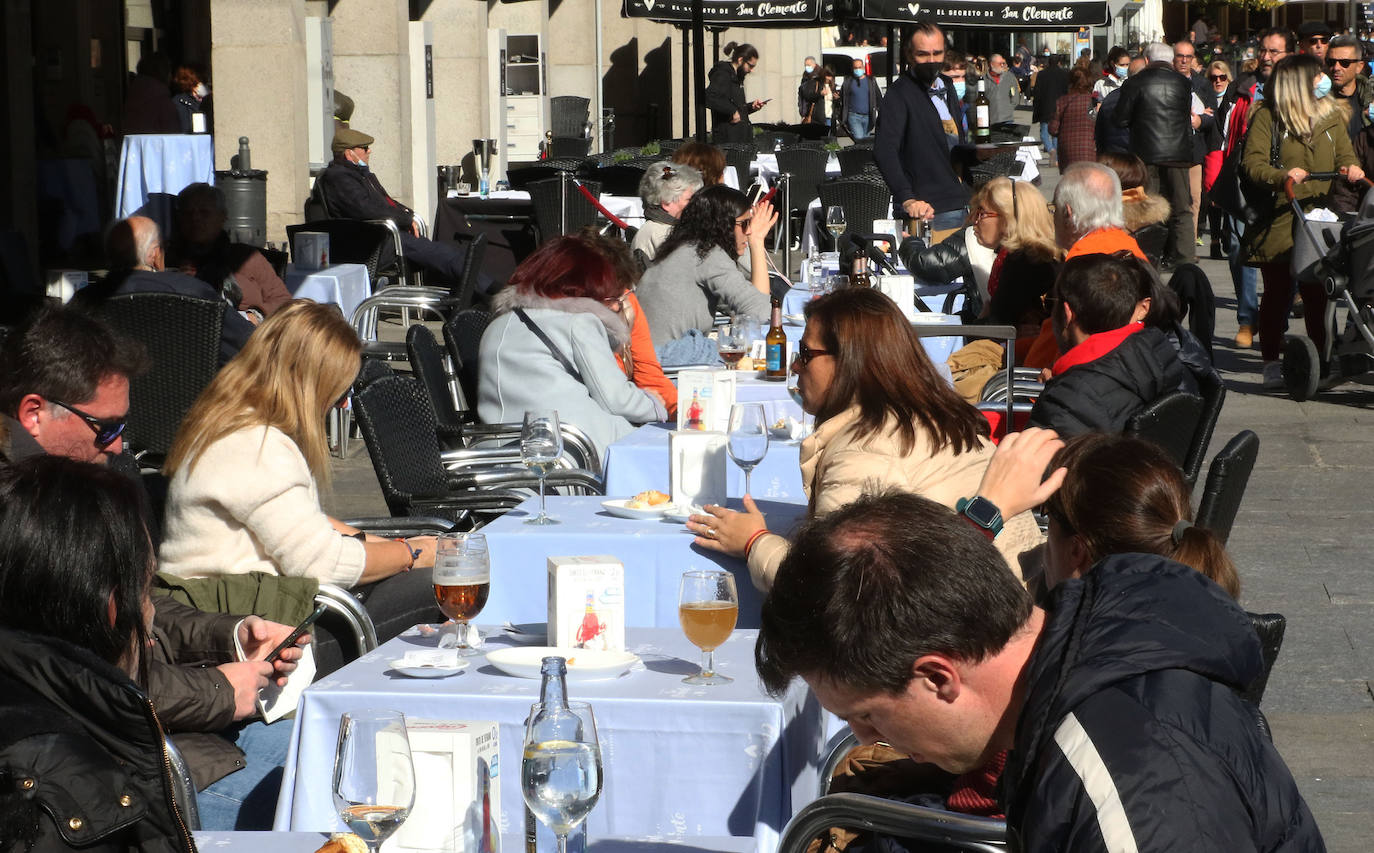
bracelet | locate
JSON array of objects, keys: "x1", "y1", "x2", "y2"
[
  {"x1": 744, "y1": 528, "x2": 770, "y2": 557},
  {"x1": 394, "y1": 538, "x2": 421, "y2": 571}
]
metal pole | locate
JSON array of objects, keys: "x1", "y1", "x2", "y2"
[
  {"x1": 682, "y1": 26, "x2": 691, "y2": 138},
  {"x1": 781, "y1": 172, "x2": 793, "y2": 277},
  {"x1": 559, "y1": 169, "x2": 568, "y2": 234},
  {"x1": 692, "y1": 0, "x2": 708, "y2": 142}
]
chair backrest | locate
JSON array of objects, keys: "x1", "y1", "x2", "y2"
[
  {"x1": 588, "y1": 164, "x2": 647, "y2": 197},
  {"x1": 351, "y1": 373, "x2": 452, "y2": 515},
  {"x1": 407, "y1": 324, "x2": 469, "y2": 434},
  {"x1": 548, "y1": 136, "x2": 593, "y2": 159},
  {"x1": 837, "y1": 146, "x2": 874, "y2": 177},
  {"x1": 780, "y1": 793, "x2": 1006, "y2": 853},
  {"x1": 715, "y1": 144, "x2": 756, "y2": 185},
  {"x1": 442, "y1": 308, "x2": 494, "y2": 417},
  {"x1": 1195, "y1": 429, "x2": 1259, "y2": 545},
  {"x1": 775, "y1": 146, "x2": 831, "y2": 212},
  {"x1": 99, "y1": 292, "x2": 223, "y2": 460},
  {"x1": 1182, "y1": 371, "x2": 1227, "y2": 488},
  {"x1": 447, "y1": 231, "x2": 488, "y2": 309},
  {"x1": 1124, "y1": 390, "x2": 1205, "y2": 471},
  {"x1": 286, "y1": 219, "x2": 391, "y2": 284},
  {"x1": 528, "y1": 177, "x2": 603, "y2": 242},
  {"x1": 1240, "y1": 611, "x2": 1286, "y2": 707},
  {"x1": 816, "y1": 177, "x2": 894, "y2": 239},
  {"x1": 757, "y1": 128, "x2": 801, "y2": 149},
  {"x1": 550, "y1": 95, "x2": 591, "y2": 137}
]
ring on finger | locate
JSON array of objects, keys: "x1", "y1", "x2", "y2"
[{"x1": 707, "y1": 527, "x2": 717, "y2": 538}]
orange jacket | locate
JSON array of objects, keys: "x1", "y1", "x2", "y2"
[{"x1": 618, "y1": 292, "x2": 677, "y2": 417}]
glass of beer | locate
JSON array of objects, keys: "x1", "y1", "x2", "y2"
[
  {"x1": 433, "y1": 532, "x2": 490, "y2": 654},
  {"x1": 678, "y1": 569, "x2": 739, "y2": 685}
]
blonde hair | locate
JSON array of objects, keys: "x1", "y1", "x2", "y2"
[
  {"x1": 973, "y1": 177, "x2": 1059, "y2": 259},
  {"x1": 1207, "y1": 59, "x2": 1231, "y2": 81},
  {"x1": 165, "y1": 300, "x2": 362, "y2": 486},
  {"x1": 1270, "y1": 54, "x2": 1336, "y2": 142}
]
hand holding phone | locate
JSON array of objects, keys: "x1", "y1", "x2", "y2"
[{"x1": 263, "y1": 602, "x2": 328, "y2": 665}]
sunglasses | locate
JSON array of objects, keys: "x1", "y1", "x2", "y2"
[
  {"x1": 1308, "y1": 36, "x2": 1330, "y2": 44},
  {"x1": 1327, "y1": 57, "x2": 1361, "y2": 68},
  {"x1": 796, "y1": 343, "x2": 832, "y2": 365},
  {"x1": 1209, "y1": 73, "x2": 1230, "y2": 81},
  {"x1": 49, "y1": 399, "x2": 127, "y2": 449}
]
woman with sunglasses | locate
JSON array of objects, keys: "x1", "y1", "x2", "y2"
[
  {"x1": 477, "y1": 235, "x2": 668, "y2": 458},
  {"x1": 688, "y1": 288, "x2": 1042, "y2": 591},
  {"x1": 159, "y1": 300, "x2": 440, "y2": 654}
]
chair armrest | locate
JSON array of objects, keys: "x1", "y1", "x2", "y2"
[
  {"x1": 778, "y1": 794, "x2": 1007, "y2": 853},
  {"x1": 446, "y1": 467, "x2": 605, "y2": 495},
  {"x1": 315, "y1": 583, "x2": 380, "y2": 654},
  {"x1": 343, "y1": 516, "x2": 457, "y2": 535}
]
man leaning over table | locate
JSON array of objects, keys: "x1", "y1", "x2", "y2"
[{"x1": 0, "y1": 303, "x2": 310, "y2": 830}]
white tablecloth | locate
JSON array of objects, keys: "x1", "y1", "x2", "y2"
[
  {"x1": 603, "y1": 423, "x2": 805, "y2": 502},
  {"x1": 285, "y1": 263, "x2": 371, "y2": 321},
  {"x1": 750, "y1": 154, "x2": 840, "y2": 184},
  {"x1": 273, "y1": 627, "x2": 824, "y2": 853},
  {"x1": 114, "y1": 134, "x2": 216, "y2": 236},
  {"x1": 197, "y1": 832, "x2": 756, "y2": 853}
]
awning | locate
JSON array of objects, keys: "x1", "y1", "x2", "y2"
[
  {"x1": 622, "y1": 0, "x2": 834, "y2": 25},
  {"x1": 859, "y1": 0, "x2": 1109, "y2": 29}
]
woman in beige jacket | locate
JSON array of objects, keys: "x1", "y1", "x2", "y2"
[{"x1": 689, "y1": 288, "x2": 1042, "y2": 590}]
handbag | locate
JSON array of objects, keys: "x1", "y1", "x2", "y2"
[{"x1": 1212, "y1": 113, "x2": 1280, "y2": 227}]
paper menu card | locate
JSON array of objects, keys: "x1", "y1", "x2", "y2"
[
  {"x1": 670, "y1": 430, "x2": 728, "y2": 511},
  {"x1": 547, "y1": 555, "x2": 626, "y2": 652},
  {"x1": 396, "y1": 719, "x2": 501, "y2": 853},
  {"x1": 874, "y1": 274, "x2": 916, "y2": 319},
  {"x1": 292, "y1": 231, "x2": 330, "y2": 271},
  {"x1": 676, "y1": 369, "x2": 737, "y2": 432}
]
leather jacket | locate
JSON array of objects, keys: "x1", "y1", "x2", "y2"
[
  {"x1": 1113, "y1": 64, "x2": 1196, "y2": 166},
  {"x1": 0, "y1": 629, "x2": 195, "y2": 853}
]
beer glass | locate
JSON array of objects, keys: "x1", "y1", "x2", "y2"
[
  {"x1": 678, "y1": 570, "x2": 738, "y2": 685},
  {"x1": 433, "y1": 532, "x2": 490, "y2": 654}
]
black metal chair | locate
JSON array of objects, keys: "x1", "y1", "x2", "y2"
[
  {"x1": 550, "y1": 95, "x2": 591, "y2": 137},
  {"x1": 528, "y1": 176, "x2": 603, "y2": 242},
  {"x1": 99, "y1": 292, "x2": 223, "y2": 464},
  {"x1": 1124, "y1": 391, "x2": 1205, "y2": 472},
  {"x1": 1182, "y1": 370, "x2": 1227, "y2": 489},
  {"x1": 1195, "y1": 429, "x2": 1260, "y2": 545},
  {"x1": 407, "y1": 324, "x2": 470, "y2": 443},
  {"x1": 817, "y1": 177, "x2": 893, "y2": 242},
  {"x1": 757, "y1": 127, "x2": 801, "y2": 149},
  {"x1": 837, "y1": 146, "x2": 875, "y2": 177},
  {"x1": 775, "y1": 146, "x2": 830, "y2": 211},
  {"x1": 779, "y1": 792, "x2": 1007, "y2": 853},
  {"x1": 443, "y1": 308, "x2": 494, "y2": 414},
  {"x1": 1241, "y1": 611, "x2": 1286, "y2": 707},
  {"x1": 715, "y1": 143, "x2": 756, "y2": 185}
]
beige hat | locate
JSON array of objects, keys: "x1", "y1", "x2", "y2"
[{"x1": 332, "y1": 127, "x2": 374, "y2": 154}]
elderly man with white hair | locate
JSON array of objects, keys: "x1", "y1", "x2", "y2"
[
  {"x1": 632, "y1": 160, "x2": 703, "y2": 263},
  {"x1": 1053, "y1": 162, "x2": 1150, "y2": 261}
]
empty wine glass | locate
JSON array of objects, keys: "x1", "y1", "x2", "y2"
[
  {"x1": 679, "y1": 570, "x2": 739, "y2": 685},
  {"x1": 522, "y1": 410, "x2": 563, "y2": 525},
  {"x1": 727, "y1": 403, "x2": 769, "y2": 496},
  {"x1": 825, "y1": 206, "x2": 847, "y2": 250},
  {"x1": 333, "y1": 710, "x2": 416, "y2": 853},
  {"x1": 717, "y1": 323, "x2": 747, "y2": 369},
  {"x1": 522, "y1": 701, "x2": 603, "y2": 853}
]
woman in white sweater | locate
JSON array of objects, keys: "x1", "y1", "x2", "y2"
[{"x1": 159, "y1": 300, "x2": 438, "y2": 644}]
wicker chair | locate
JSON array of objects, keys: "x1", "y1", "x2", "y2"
[
  {"x1": 442, "y1": 308, "x2": 495, "y2": 416},
  {"x1": 550, "y1": 95, "x2": 591, "y2": 137},
  {"x1": 548, "y1": 136, "x2": 593, "y2": 159},
  {"x1": 99, "y1": 292, "x2": 222, "y2": 464},
  {"x1": 586, "y1": 164, "x2": 647, "y2": 197},
  {"x1": 407, "y1": 324, "x2": 469, "y2": 444},
  {"x1": 527, "y1": 177, "x2": 603, "y2": 242},
  {"x1": 508, "y1": 159, "x2": 584, "y2": 190},
  {"x1": 757, "y1": 127, "x2": 801, "y2": 149},
  {"x1": 837, "y1": 146, "x2": 874, "y2": 177},
  {"x1": 715, "y1": 143, "x2": 757, "y2": 185},
  {"x1": 775, "y1": 146, "x2": 831, "y2": 211},
  {"x1": 817, "y1": 177, "x2": 893, "y2": 241},
  {"x1": 285, "y1": 219, "x2": 399, "y2": 288}
]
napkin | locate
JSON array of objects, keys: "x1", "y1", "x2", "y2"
[
  {"x1": 875, "y1": 274, "x2": 916, "y2": 319},
  {"x1": 399, "y1": 648, "x2": 463, "y2": 668},
  {"x1": 670, "y1": 430, "x2": 728, "y2": 509}
]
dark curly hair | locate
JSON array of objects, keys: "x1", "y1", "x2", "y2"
[{"x1": 652, "y1": 184, "x2": 749, "y2": 263}]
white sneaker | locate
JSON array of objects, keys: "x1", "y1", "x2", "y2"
[{"x1": 1262, "y1": 361, "x2": 1284, "y2": 389}]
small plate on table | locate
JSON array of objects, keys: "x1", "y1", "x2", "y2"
[
  {"x1": 486, "y1": 646, "x2": 641, "y2": 682},
  {"x1": 389, "y1": 651, "x2": 470, "y2": 679},
  {"x1": 783, "y1": 313, "x2": 806, "y2": 326},
  {"x1": 662, "y1": 503, "x2": 700, "y2": 523},
  {"x1": 601, "y1": 498, "x2": 670, "y2": 520}
]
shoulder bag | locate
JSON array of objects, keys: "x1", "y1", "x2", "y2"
[
  {"x1": 514, "y1": 307, "x2": 584, "y2": 383},
  {"x1": 1212, "y1": 113, "x2": 1280, "y2": 227}
]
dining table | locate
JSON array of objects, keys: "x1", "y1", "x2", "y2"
[
  {"x1": 284, "y1": 262, "x2": 371, "y2": 321},
  {"x1": 602, "y1": 423, "x2": 806, "y2": 503},
  {"x1": 273, "y1": 626, "x2": 826, "y2": 853},
  {"x1": 196, "y1": 831, "x2": 757, "y2": 853},
  {"x1": 114, "y1": 133, "x2": 216, "y2": 237}
]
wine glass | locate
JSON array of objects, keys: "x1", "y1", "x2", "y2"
[
  {"x1": 433, "y1": 532, "x2": 490, "y2": 654},
  {"x1": 825, "y1": 205, "x2": 847, "y2": 250},
  {"x1": 333, "y1": 710, "x2": 416, "y2": 853},
  {"x1": 726, "y1": 403, "x2": 769, "y2": 496},
  {"x1": 678, "y1": 570, "x2": 739, "y2": 685},
  {"x1": 717, "y1": 323, "x2": 747, "y2": 369},
  {"x1": 522, "y1": 410, "x2": 563, "y2": 525},
  {"x1": 522, "y1": 700, "x2": 603, "y2": 853}
]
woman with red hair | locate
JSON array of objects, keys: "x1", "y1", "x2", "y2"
[{"x1": 477, "y1": 236, "x2": 668, "y2": 456}]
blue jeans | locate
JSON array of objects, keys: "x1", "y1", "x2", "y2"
[
  {"x1": 1040, "y1": 121, "x2": 1057, "y2": 155},
  {"x1": 1224, "y1": 215, "x2": 1259, "y2": 326},
  {"x1": 929, "y1": 208, "x2": 968, "y2": 232},
  {"x1": 847, "y1": 113, "x2": 872, "y2": 141},
  {"x1": 197, "y1": 719, "x2": 295, "y2": 829}
]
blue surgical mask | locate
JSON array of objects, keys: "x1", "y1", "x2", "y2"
[
  {"x1": 1315, "y1": 73, "x2": 1332, "y2": 99},
  {"x1": 853, "y1": 68, "x2": 865, "y2": 78},
  {"x1": 804, "y1": 64, "x2": 815, "y2": 75},
  {"x1": 954, "y1": 80, "x2": 967, "y2": 99},
  {"x1": 1368, "y1": 102, "x2": 1374, "y2": 122},
  {"x1": 1114, "y1": 64, "x2": 1129, "y2": 79}
]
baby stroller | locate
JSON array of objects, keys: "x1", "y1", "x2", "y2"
[{"x1": 1281, "y1": 174, "x2": 1374, "y2": 401}]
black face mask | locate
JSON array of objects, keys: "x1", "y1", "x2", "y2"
[{"x1": 910, "y1": 62, "x2": 942, "y2": 89}]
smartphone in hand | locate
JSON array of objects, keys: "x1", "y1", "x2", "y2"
[{"x1": 263, "y1": 602, "x2": 328, "y2": 664}]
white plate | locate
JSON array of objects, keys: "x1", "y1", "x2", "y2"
[
  {"x1": 502, "y1": 622, "x2": 549, "y2": 645},
  {"x1": 601, "y1": 498, "x2": 669, "y2": 520},
  {"x1": 389, "y1": 658, "x2": 470, "y2": 679},
  {"x1": 485, "y1": 646, "x2": 641, "y2": 681}
]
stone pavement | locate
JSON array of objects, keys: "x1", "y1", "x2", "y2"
[{"x1": 322, "y1": 168, "x2": 1374, "y2": 850}]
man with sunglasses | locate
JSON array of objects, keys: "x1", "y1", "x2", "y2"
[
  {"x1": 1325, "y1": 35, "x2": 1373, "y2": 142},
  {"x1": 1298, "y1": 20, "x2": 1333, "y2": 63}
]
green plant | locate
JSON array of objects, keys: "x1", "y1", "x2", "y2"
[
  {"x1": 640, "y1": 141, "x2": 662, "y2": 156},
  {"x1": 824, "y1": 140, "x2": 841, "y2": 152},
  {"x1": 613, "y1": 149, "x2": 634, "y2": 164}
]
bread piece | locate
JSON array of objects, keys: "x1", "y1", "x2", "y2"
[{"x1": 316, "y1": 834, "x2": 369, "y2": 853}]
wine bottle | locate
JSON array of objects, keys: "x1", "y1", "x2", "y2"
[
  {"x1": 765, "y1": 299, "x2": 787, "y2": 381},
  {"x1": 974, "y1": 79, "x2": 991, "y2": 142},
  {"x1": 525, "y1": 657, "x2": 586, "y2": 853}
]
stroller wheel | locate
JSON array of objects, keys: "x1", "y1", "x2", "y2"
[{"x1": 1282, "y1": 336, "x2": 1321, "y2": 401}]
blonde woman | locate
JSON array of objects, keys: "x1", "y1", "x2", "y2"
[
  {"x1": 159, "y1": 300, "x2": 439, "y2": 645},
  {"x1": 1242, "y1": 53, "x2": 1365, "y2": 388},
  {"x1": 900, "y1": 177, "x2": 1059, "y2": 332}
]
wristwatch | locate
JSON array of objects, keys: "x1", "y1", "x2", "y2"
[{"x1": 956, "y1": 496, "x2": 1004, "y2": 537}]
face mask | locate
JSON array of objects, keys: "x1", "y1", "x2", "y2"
[
  {"x1": 1114, "y1": 64, "x2": 1129, "y2": 79},
  {"x1": 853, "y1": 68, "x2": 865, "y2": 78},
  {"x1": 804, "y1": 64, "x2": 816, "y2": 75},
  {"x1": 1315, "y1": 73, "x2": 1332, "y2": 99},
  {"x1": 953, "y1": 80, "x2": 967, "y2": 99},
  {"x1": 193, "y1": 83, "x2": 208, "y2": 98},
  {"x1": 1368, "y1": 102, "x2": 1374, "y2": 122},
  {"x1": 911, "y1": 62, "x2": 942, "y2": 88}
]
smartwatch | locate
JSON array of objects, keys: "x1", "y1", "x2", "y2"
[{"x1": 957, "y1": 496, "x2": 1004, "y2": 537}]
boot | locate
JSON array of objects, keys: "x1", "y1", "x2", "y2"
[{"x1": 1234, "y1": 325, "x2": 1253, "y2": 348}]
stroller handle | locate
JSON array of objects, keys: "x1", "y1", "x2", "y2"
[{"x1": 1283, "y1": 171, "x2": 1373, "y2": 202}]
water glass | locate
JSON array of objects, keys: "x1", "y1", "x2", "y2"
[
  {"x1": 726, "y1": 403, "x2": 769, "y2": 495},
  {"x1": 333, "y1": 710, "x2": 415, "y2": 853},
  {"x1": 522, "y1": 701, "x2": 603, "y2": 853}
]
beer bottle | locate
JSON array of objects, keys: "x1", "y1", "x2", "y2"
[
  {"x1": 975, "y1": 78, "x2": 991, "y2": 142},
  {"x1": 851, "y1": 255, "x2": 872, "y2": 289},
  {"x1": 765, "y1": 298, "x2": 787, "y2": 381}
]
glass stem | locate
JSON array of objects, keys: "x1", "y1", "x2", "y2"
[
  {"x1": 539, "y1": 475, "x2": 547, "y2": 517},
  {"x1": 557, "y1": 834, "x2": 569, "y2": 853},
  {"x1": 702, "y1": 648, "x2": 715, "y2": 677},
  {"x1": 744, "y1": 468, "x2": 752, "y2": 496}
]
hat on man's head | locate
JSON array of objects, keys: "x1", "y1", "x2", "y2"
[
  {"x1": 332, "y1": 127, "x2": 374, "y2": 154},
  {"x1": 1298, "y1": 20, "x2": 1334, "y2": 40}
]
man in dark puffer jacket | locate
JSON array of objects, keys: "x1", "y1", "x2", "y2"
[{"x1": 1028, "y1": 252, "x2": 1184, "y2": 436}]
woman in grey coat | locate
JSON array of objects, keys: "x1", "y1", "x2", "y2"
[
  {"x1": 635, "y1": 184, "x2": 777, "y2": 348},
  {"x1": 478, "y1": 236, "x2": 668, "y2": 457}
]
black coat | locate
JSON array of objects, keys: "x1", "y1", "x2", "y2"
[
  {"x1": 1114, "y1": 64, "x2": 1196, "y2": 166},
  {"x1": 0, "y1": 629, "x2": 195, "y2": 853},
  {"x1": 1004, "y1": 554, "x2": 1325, "y2": 853},
  {"x1": 1031, "y1": 64, "x2": 1069, "y2": 123},
  {"x1": 1026, "y1": 325, "x2": 1184, "y2": 437},
  {"x1": 705, "y1": 61, "x2": 754, "y2": 144},
  {"x1": 798, "y1": 76, "x2": 829, "y2": 125},
  {"x1": 873, "y1": 69, "x2": 970, "y2": 217},
  {"x1": 315, "y1": 155, "x2": 415, "y2": 229},
  {"x1": 1094, "y1": 86, "x2": 1130, "y2": 155}
]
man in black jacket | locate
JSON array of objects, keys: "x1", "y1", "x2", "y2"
[
  {"x1": 756, "y1": 491, "x2": 1326, "y2": 853},
  {"x1": 1114, "y1": 42, "x2": 1198, "y2": 265},
  {"x1": 1031, "y1": 54, "x2": 1069, "y2": 163},
  {"x1": 1027, "y1": 252, "x2": 1184, "y2": 437},
  {"x1": 315, "y1": 126, "x2": 467, "y2": 284},
  {"x1": 873, "y1": 22, "x2": 971, "y2": 238}
]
